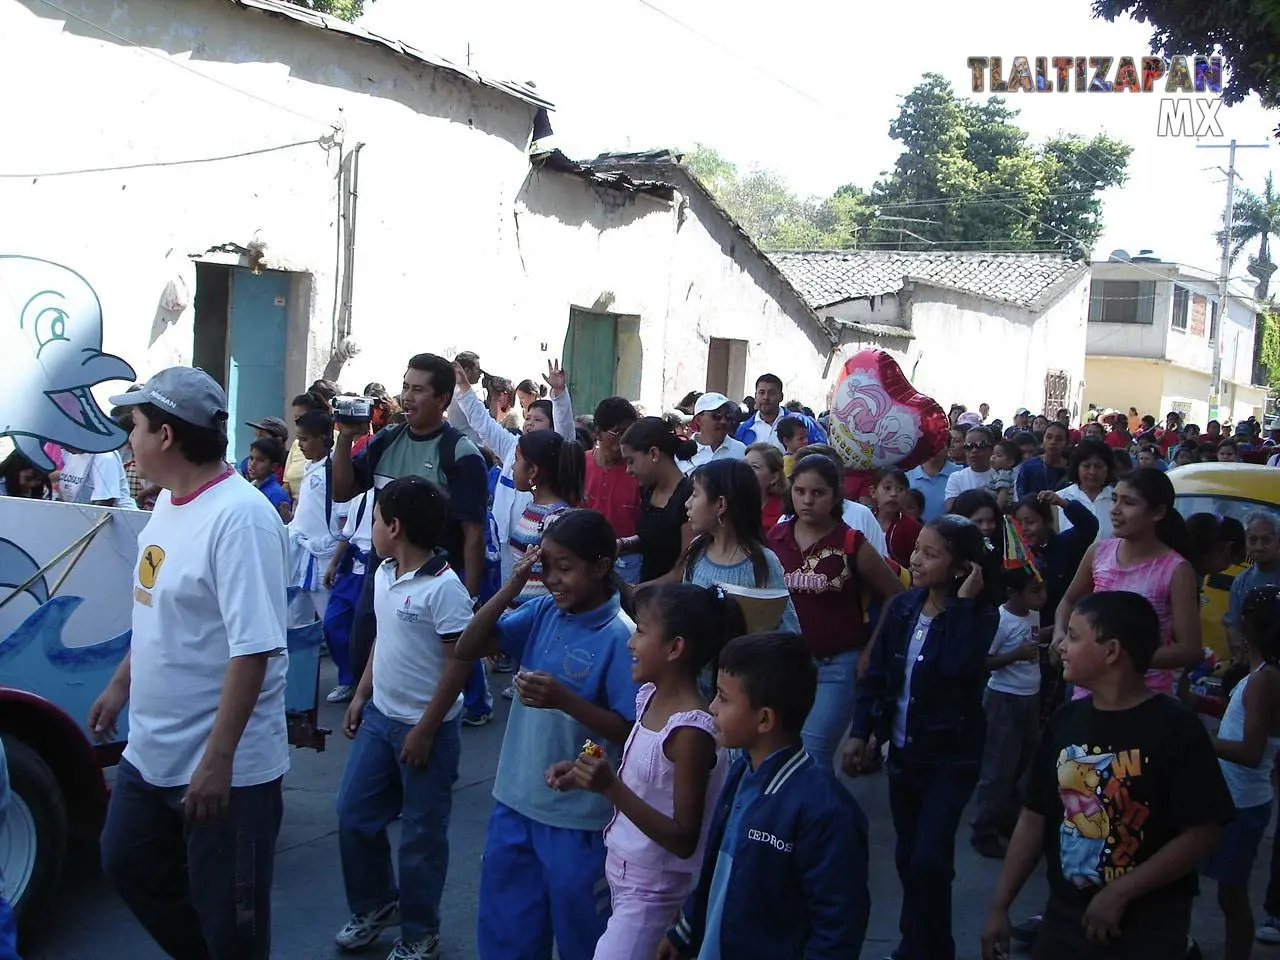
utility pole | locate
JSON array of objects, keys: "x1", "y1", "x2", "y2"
[{"x1": 1197, "y1": 139, "x2": 1269, "y2": 420}]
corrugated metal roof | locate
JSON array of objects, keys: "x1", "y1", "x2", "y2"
[
  {"x1": 536, "y1": 150, "x2": 677, "y2": 199},
  {"x1": 588, "y1": 150, "x2": 840, "y2": 346},
  {"x1": 769, "y1": 250, "x2": 1090, "y2": 312},
  {"x1": 228, "y1": 0, "x2": 554, "y2": 110}
]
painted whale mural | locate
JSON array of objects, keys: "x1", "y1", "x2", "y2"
[{"x1": 0, "y1": 256, "x2": 136, "y2": 470}]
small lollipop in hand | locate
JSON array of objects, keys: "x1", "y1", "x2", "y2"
[{"x1": 581, "y1": 739, "x2": 605, "y2": 759}]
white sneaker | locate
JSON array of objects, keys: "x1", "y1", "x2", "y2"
[
  {"x1": 1257, "y1": 916, "x2": 1280, "y2": 944},
  {"x1": 501, "y1": 683, "x2": 515, "y2": 700},
  {"x1": 327, "y1": 684, "x2": 355, "y2": 704},
  {"x1": 388, "y1": 936, "x2": 440, "y2": 960},
  {"x1": 335, "y1": 901, "x2": 400, "y2": 951}
]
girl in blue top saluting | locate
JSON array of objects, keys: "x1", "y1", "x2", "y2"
[{"x1": 423, "y1": 509, "x2": 638, "y2": 960}]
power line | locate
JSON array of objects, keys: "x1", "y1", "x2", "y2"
[
  {"x1": 34, "y1": 0, "x2": 334, "y2": 129},
  {"x1": 632, "y1": 0, "x2": 860, "y2": 126},
  {"x1": 0, "y1": 138, "x2": 326, "y2": 178}
]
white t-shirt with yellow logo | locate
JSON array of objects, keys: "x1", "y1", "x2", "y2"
[{"x1": 124, "y1": 469, "x2": 291, "y2": 788}]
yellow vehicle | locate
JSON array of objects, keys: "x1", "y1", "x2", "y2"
[{"x1": 1171, "y1": 463, "x2": 1280, "y2": 662}]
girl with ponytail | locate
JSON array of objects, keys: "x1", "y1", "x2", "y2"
[
  {"x1": 619, "y1": 417, "x2": 698, "y2": 582},
  {"x1": 548, "y1": 583, "x2": 745, "y2": 959},
  {"x1": 1055, "y1": 467, "x2": 1202, "y2": 698},
  {"x1": 510, "y1": 429, "x2": 586, "y2": 604}
]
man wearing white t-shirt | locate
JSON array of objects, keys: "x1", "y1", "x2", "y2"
[
  {"x1": 88, "y1": 367, "x2": 290, "y2": 960},
  {"x1": 943, "y1": 426, "x2": 996, "y2": 511},
  {"x1": 58, "y1": 448, "x2": 134, "y2": 506},
  {"x1": 677, "y1": 392, "x2": 747, "y2": 473}
]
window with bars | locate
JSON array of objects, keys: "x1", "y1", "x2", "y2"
[
  {"x1": 1087, "y1": 279, "x2": 1157, "y2": 324},
  {"x1": 1171, "y1": 286, "x2": 1189, "y2": 331}
]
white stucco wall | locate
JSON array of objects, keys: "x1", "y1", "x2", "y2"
[
  {"x1": 1086, "y1": 262, "x2": 1261, "y2": 392},
  {"x1": 512, "y1": 168, "x2": 834, "y2": 412},
  {"x1": 819, "y1": 278, "x2": 1089, "y2": 423},
  {"x1": 0, "y1": 0, "x2": 537, "y2": 416},
  {"x1": 1085, "y1": 357, "x2": 1266, "y2": 427}
]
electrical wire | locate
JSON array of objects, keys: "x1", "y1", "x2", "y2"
[
  {"x1": 0, "y1": 138, "x2": 326, "y2": 178},
  {"x1": 33, "y1": 0, "x2": 334, "y2": 128},
  {"x1": 632, "y1": 0, "x2": 860, "y2": 126}
]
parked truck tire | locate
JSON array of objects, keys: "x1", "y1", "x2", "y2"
[{"x1": 0, "y1": 735, "x2": 68, "y2": 923}]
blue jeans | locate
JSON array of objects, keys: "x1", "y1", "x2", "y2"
[
  {"x1": 336, "y1": 703, "x2": 461, "y2": 941},
  {"x1": 477, "y1": 802, "x2": 609, "y2": 960},
  {"x1": 101, "y1": 758, "x2": 283, "y2": 960},
  {"x1": 800, "y1": 649, "x2": 858, "y2": 773},
  {"x1": 886, "y1": 754, "x2": 979, "y2": 960},
  {"x1": 615, "y1": 553, "x2": 642, "y2": 585}
]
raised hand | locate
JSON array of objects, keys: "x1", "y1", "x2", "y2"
[{"x1": 543, "y1": 359, "x2": 567, "y2": 396}]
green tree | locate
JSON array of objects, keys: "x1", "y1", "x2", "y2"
[
  {"x1": 1091, "y1": 0, "x2": 1280, "y2": 112},
  {"x1": 1218, "y1": 173, "x2": 1280, "y2": 299},
  {"x1": 285, "y1": 0, "x2": 366, "y2": 22},
  {"x1": 868, "y1": 74, "x2": 1130, "y2": 253},
  {"x1": 683, "y1": 146, "x2": 872, "y2": 249},
  {"x1": 1259, "y1": 312, "x2": 1280, "y2": 389}
]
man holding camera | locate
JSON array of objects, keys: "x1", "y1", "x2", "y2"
[{"x1": 331, "y1": 353, "x2": 489, "y2": 705}]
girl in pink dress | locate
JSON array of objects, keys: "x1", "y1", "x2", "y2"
[
  {"x1": 1055, "y1": 468, "x2": 1201, "y2": 696},
  {"x1": 546, "y1": 584, "x2": 745, "y2": 960}
]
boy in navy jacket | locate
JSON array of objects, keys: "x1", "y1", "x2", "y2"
[{"x1": 660, "y1": 632, "x2": 869, "y2": 960}]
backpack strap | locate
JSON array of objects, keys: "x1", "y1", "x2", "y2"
[
  {"x1": 324, "y1": 457, "x2": 333, "y2": 526},
  {"x1": 436, "y1": 422, "x2": 462, "y2": 478}
]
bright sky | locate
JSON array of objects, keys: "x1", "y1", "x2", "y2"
[{"x1": 361, "y1": 0, "x2": 1276, "y2": 276}]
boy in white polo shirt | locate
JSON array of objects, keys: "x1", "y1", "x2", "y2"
[{"x1": 334, "y1": 476, "x2": 472, "y2": 960}]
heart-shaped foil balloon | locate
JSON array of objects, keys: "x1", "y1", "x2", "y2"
[{"x1": 827, "y1": 350, "x2": 947, "y2": 471}]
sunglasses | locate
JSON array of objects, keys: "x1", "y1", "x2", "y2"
[
  {"x1": 702, "y1": 411, "x2": 732, "y2": 423},
  {"x1": 964, "y1": 441, "x2": 992, "y2": 451}
]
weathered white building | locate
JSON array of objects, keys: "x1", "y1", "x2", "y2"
[
  {"x1": 769, "y1": 251, "x2": 1092, "y2": 422},
  {"x1": 1082, "y1": 254, "x2": 1268, "y2": 425},
  {"x1": 0, "y1": 1, "x2": 840, "y2": 459},
  {"x1": 518, "y1": 151, "x2": 838, "y2": 415}
]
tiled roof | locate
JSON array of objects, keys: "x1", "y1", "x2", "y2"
[{"x1": 768, "y1": 250, "x2": 1090, "y2": 312}]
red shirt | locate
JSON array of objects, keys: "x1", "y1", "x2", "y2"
[
  {"x1": 762, "y1": 493, "x2": 784, "y2": 532},
  {"x1": 767, "y1": 520, "x2": 866, "y2": 658},
  {"x1": 1103, "y1": 431, "x2": 1129, "y2": 449},
  {"x1": 584, "y1": 453, "x2": 641, "y2": 538},
  {"x1": 881, "y1": 512, "x2": 922, "y2": 568}
]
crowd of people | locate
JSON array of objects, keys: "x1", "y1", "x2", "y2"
[{"x1": 3, "y1": 354, "x2": 1280, "y2": 960}]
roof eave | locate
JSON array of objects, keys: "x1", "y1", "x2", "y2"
[
  {"x1": 226, "y1": 0, "x2": 554, "y2": 110},
  {"x1": 589, "y1": 155, "x2": 839, "y2": 347}
]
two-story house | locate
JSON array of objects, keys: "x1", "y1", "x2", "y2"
[{"x1": 1083, "y1": 251, "x2": 1268, "y2": 426}]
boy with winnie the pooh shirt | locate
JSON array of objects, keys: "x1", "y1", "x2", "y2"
[{"x1": 982, "y1": 592, "x2": 1232, "y2": 959}]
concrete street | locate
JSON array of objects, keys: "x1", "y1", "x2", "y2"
[{"x1": 24, "y1": 660, "x2": 1252, "y2": 959}]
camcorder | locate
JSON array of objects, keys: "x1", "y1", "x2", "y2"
[{"x1": 334, "y1": 395, "x2": 374, "y2": 424}]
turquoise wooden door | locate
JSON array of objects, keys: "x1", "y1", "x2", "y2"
[
  {"x1": 562, "y1": 309, "x2": 617, "y2": 416},
  {"x1": 227, "y1": 269, "x2": 289, "y2": 461}
]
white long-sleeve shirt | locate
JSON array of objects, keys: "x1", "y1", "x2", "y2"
[{"x1": 450, "y1": 384, "x2": 574, "y2": 581}]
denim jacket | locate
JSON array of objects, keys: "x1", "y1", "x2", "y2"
[{"x1": 850, "y1": 589, "x2": 998, "y2": 765}]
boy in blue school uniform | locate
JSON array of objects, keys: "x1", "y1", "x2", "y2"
[
  {"x1": 246, "y1": 437, "x2": 292, "y2": 522},
  {"x1": 660, "y1": 632, "x2": 870, "y2": 960}
]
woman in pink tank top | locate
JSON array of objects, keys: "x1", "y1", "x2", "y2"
[{"x1": 1053, "y1": 469, "x2": 1201, "y2": 697}]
